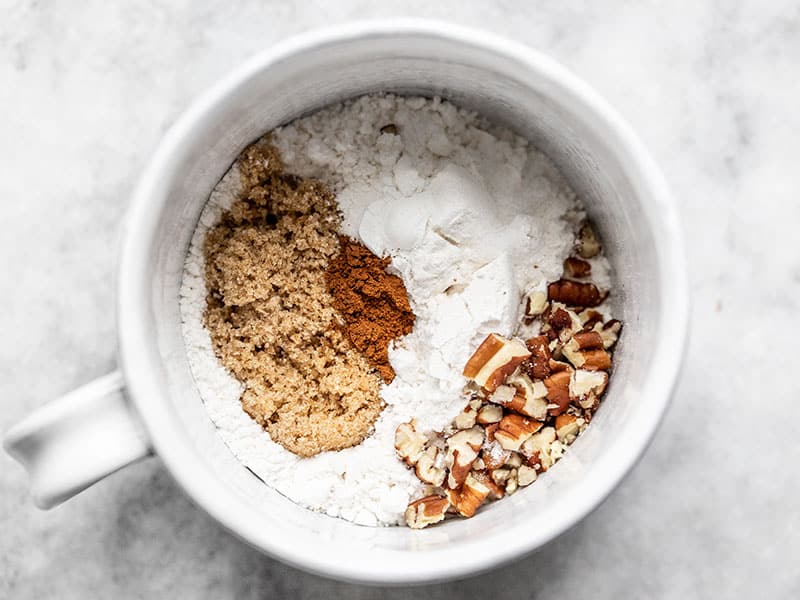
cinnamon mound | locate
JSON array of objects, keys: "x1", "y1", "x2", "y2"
[{"x1": 325, "y1": 236, "x2": 414, "y2": 383}]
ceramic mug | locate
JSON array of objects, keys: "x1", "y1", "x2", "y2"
[{"x1": 4, "y1": 20, "x2": 688, "y2": 584}]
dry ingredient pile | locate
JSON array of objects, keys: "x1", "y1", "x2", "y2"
[
  {"x1": 202, "y1": 142, "x2": 413, "y2": 457},
  {"x1": 326, "y1": 235, "x2": 415, "y2": 383},
  {"x1": 180, "y1": 94, "x2": 621, "y2": 527}
]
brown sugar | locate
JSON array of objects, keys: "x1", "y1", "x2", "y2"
[
  {"x1": 325, "y1": 236, "x2": 415, "y2": 383},
  {"x1": 203, "y1": 140, "x2": 400, "y2": 457}
]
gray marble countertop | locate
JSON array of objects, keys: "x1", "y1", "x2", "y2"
[{"x1": 2, "y1": 2, "x2": 798, "y2": 598}]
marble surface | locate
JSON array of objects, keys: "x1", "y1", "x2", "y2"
[{"x1": 2, "y1": 1, "x2": 798, "y2": 598}]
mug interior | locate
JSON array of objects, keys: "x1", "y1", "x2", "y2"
[{"x1": 118, "y1": 23, "x2": 686, "y2": 584}]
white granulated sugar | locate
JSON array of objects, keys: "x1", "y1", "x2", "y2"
[{"x1": 181, "y1": 94, "x2": 595, "y2": 526}]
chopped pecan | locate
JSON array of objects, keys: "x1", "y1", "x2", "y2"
[
  {"x1": 577, "y1": 222, "x2": 601, "y2": 258},
  {"x1": 481, "y1": 439, "x2": 511, "y2": 469},
  {"x1": 555, "y1": 413, "x2": 581, "y2": 444},
  {"x1": 526, "y1": 451, "x2": 543, "y2": 472},
  {"x1": 476, "y1": 404, "x2": 504, "y2": 425},
  {"x1": 494, "y1": 414, "x2": 544, "y2": 451},
  {"x1": 520, "y1": 427, "x2": 557, "y2": 470},
  {"x1": 524, "y1": 335, "x2": 552, "y2": 379},
  {"x1": 524, "y1": 290, "x2": 548, "y2": 317},
  {"x1": 571, "y1": 331, "x2": 604, "y2": 350},
  {"x1": 453, "y1": 402, "x2": 478, "y2": 430},
  {"x1": 472, "y1": 470, "x2": 505, "y2": 500},
  {"x1": 563, "y1": 333, "x2": 612, "y2": 371},
  {"x1": 395, "y1": 422, "x2": 427, "y2": 465},
  {"x1": 563, "y1": 256, "x2": 592, "y2": 278},
  {"x1": 517, "y1": 464, "x2": 538, "y2": 487},
  {"x1": 548, "y1": 306, "x2": 574, "y2": 333},
  {"x1": 488, "y1": 384, "x2": 517, "y2": 406},
  {"x1": 463, "y1": 333, "x2": 531, "y2": 392},
  {"x1": 447, "y1": 473, "x2": 490, "y2": 518},
  {"x1": 446, "y1": 427, "x2": 484, "y2": 489},
  {"x1": 578, "y1": 309, "x2": 605, "y2": 330},
  {"x1": 490, "y1": 467, "x2": 513, "y2": 485},
  {"x1": 505, "y1": 470, "x2": 519, "y2": 495},
  {"x1": 543, "y1": 304, "x2": 583, "y2": 345},
  {"x1": 595, "y1": 319, "x2": 622, "y2": 349},
  {"x1": 405, "y1": 495, "x2": 450, "y2": 529},
  {"x1": 543, "y1": 363, "x2": 573, "y2": 416},
  {"x1": 506, "y1": 452, "x2": 523, "y2": 468},
  {"x1": 505, "y1": 372, "x2": 548, "y2": 420},
  {"x1": 415, "y1": 446, "x2": 446, "y2": 486},
  {"x1": 548, "y1": 279, "x2": 604, "y2": 307},
  {"x1": 570, "y1": 369, "x2": 609, "y2": 408},
  {"x1": 549, "y1": 359, "x2": 572, "y2": 373}
]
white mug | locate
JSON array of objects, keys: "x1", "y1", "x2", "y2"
[{"x1": 4, "y1": 20, "x2": 688, "y2": 584}]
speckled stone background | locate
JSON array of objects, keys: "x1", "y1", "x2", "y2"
[{"x1": 2, "y1": 1, "x2": 798, "y2": 598}]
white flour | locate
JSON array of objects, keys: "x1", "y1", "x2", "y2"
[{"x1": 180, "y1": 94, "x2": 589, "y2": 526}]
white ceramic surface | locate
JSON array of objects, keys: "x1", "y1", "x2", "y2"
[{"x1": 3, "y1": 21, "x2": 687, "y2": 584}]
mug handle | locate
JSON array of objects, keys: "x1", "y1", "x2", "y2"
[{"x1": 3, "y1": 370, "x2": 151, "y2": 509}]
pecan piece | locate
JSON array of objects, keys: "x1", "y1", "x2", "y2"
[
  {"x1": 506, "y1": 452, "x2": 523, "y2": 468},
  {"x1": 453, "y1": 402, "x2": 479, "y2": 430},
  {"x1": 524, "y1": 335, "x2": 552, "y2": 379},
  {"x1": 570, "y1": 369, "x2": 609, "y2": 410},
  {"x1": 476, "y1": 404, "x2": 504, "y2": 425},
  {"x1": 395, "y1": 422, "x2": 427, "y2": 465},
  {"x1": 505, "y1": 372, "x2": 548, "y2": 420},
  {"x1": 481, "y1": 439, "x2": 511, "y2": 469},
  {"x1": 563, "y1": 332, "x2": 612, "y2": 371},
  {"x1": 578, "y1": 309, "x2": 605, "y2": 330},
  {"x1": 446, "y1": 473, "x2": 490, "y2": 518},
  {"x1": 415, "y1": 446, "x2": 446, "y2": 486},
  {"x1": 463, "y1": 333, "x2": 531, "y2": 392},
  {"x1": 472, "y1": 469, "x2": 505, "y2": 500},
  {"x1": 555, "y1": 413, "x2": 582, "y2": 444},
  {"x1": 405, "y1": 495, "x2": 450, "y2": 529},
  {"x1": 524, "y1": 290, "x2": 548, "y2": 317},
  {"x1": 577, "y1": 222, "x2": 601, "y2": 258},
  {"x1": 563, "y1": 256, "x2": 592, "y2": 278},
  {"x1": 494, "y1": 414, "x2": 544, "y2": 451},
  {"x1": 445, "y1": 427, "x2": 484, "y2": 489},
  {"x1": 595, "y1": 319, "x2": 622, "y2": 349},
  {"x1": 543, "y1": 363, "x2": 573, "y2": 416},
  {"x1": 542, "y1": 304, "x2": 583, "y2": 345},
  {"x1": 517, "y1": 464, "x2": 538, "y2": 487},
  {"x1": 520, "y1": 426, "x2": 558, "y2": 471},
  {"x1": 548, "y1": 279, "x2": 604, "y2": 307}
]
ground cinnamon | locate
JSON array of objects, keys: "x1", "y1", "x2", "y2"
[{"x1": 326, "y1": 236, "x2": 415, "y2": 383}]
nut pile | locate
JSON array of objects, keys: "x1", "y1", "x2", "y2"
[{"x1": 395, "y1": 222, "x2": 622, "y2": 529}]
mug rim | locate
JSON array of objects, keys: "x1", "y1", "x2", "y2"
[{"x1": 117, "y1": 19, "x2": 689, "y2": 584}]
